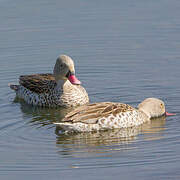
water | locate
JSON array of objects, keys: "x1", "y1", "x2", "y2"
[{"x1": 1, "y1": 0, "x2": 180, "y2": 179}]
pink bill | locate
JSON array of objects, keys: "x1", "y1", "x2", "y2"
[{"x1": 68, "y1": 75, "x2": 81, "y2": 85}]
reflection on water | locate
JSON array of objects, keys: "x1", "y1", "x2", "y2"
[
  {"x1": 55, "y1": 116, "x2": 166, "y2": 156},
  {"x1": 14, "y1": 97, "x2": 72, "y2": 127}
]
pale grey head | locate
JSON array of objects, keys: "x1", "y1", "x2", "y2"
[
  {"x1": 53, "y1": 55, "x2": 81, "y2": 85},
  {"x1": 138, "y1": 98, "x2": 166, "y2": 118}
]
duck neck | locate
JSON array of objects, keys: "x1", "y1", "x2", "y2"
[
  {"x1": 55, "y1": 79, "x2": 67, "y2": 91},
  {"x1": 140, "y1": 108, "x2": 151, "y2": 118},
  {"x1": 138, "y1": 109, "x2": 151, "y2": 122}
]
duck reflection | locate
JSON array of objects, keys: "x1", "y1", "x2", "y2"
[
  {"x1": 14, "y1": 97, "x2": 72, "y2": 127},
  {"x1": 55, "y1": 116, "x2": 166, "y2": 156}
]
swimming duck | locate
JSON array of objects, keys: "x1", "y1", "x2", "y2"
[
  {"x1": 9, "y1": 55, "x2": 89, "y2": 107},
  {"x1": 54, "y1": 98, "x2": 175, "y2": 132}
]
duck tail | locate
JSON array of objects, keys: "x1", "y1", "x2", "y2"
[
  {"x1": 8, "y1": 83, "x2": 19, "y2": 91},
  {"x1": 54, "y1": 122, "x2": 77, "y2": 132}
]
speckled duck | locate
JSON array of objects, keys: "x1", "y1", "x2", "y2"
[
  {"x1": 54, "y1": 98, "x2": 175, "y2": 132},
  {"x1": 9, "y1": 55, "x2": 89, "y2": 107}
]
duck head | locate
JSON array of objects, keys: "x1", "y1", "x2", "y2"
[
  {"x1": 138, "y1": 98, "x2": 175, "y2": 118},
  {"x1": 53, "y1": 55, "x2": 81, "y2": 85}
]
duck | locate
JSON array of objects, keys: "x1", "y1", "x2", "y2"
[
  {"x1": 9, "y1": 55, "x2": 89, "y2": 108},
  {"x1": 54, "y1": 98, "x2": 175, "y2": 132}
]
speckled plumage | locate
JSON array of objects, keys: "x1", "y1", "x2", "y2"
[
  {"x1": 55, "y1": 102, "x2": 148, "y2": 132},
  {"x1": 55, "y1": 98, "x2": 167, "y2": 132},
  {"x1": 9, "y1": 55, "x2": 89, "y2": 107},
  {"x1": 11, "y1": 73, "x2": 89, "y2": 108}
]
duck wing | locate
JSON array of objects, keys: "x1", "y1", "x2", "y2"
[
  {"x1": 19, "y1": 73, "x2": 56, "y2": 94},
  {"x1": 62, "y1": 102, "x2": 135, "y2": 124}
]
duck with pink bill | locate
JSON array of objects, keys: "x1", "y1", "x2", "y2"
[
  {"x1": 9, "y1": 55, "x2": 89, "y2": 107},
  {"x1": 54, "y1": 97, "x2": 175, "y2": 133}
]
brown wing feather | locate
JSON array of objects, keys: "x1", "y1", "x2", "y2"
[
  {"x1": 62, "y1": 102, "x2": 135, "y2": 124},
  {"x1": 62, "y1": 102, "x2": 109, "y2": 120},
  {"x1": 19, "y1": 73, "x2": 56, "y2": 94}
]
